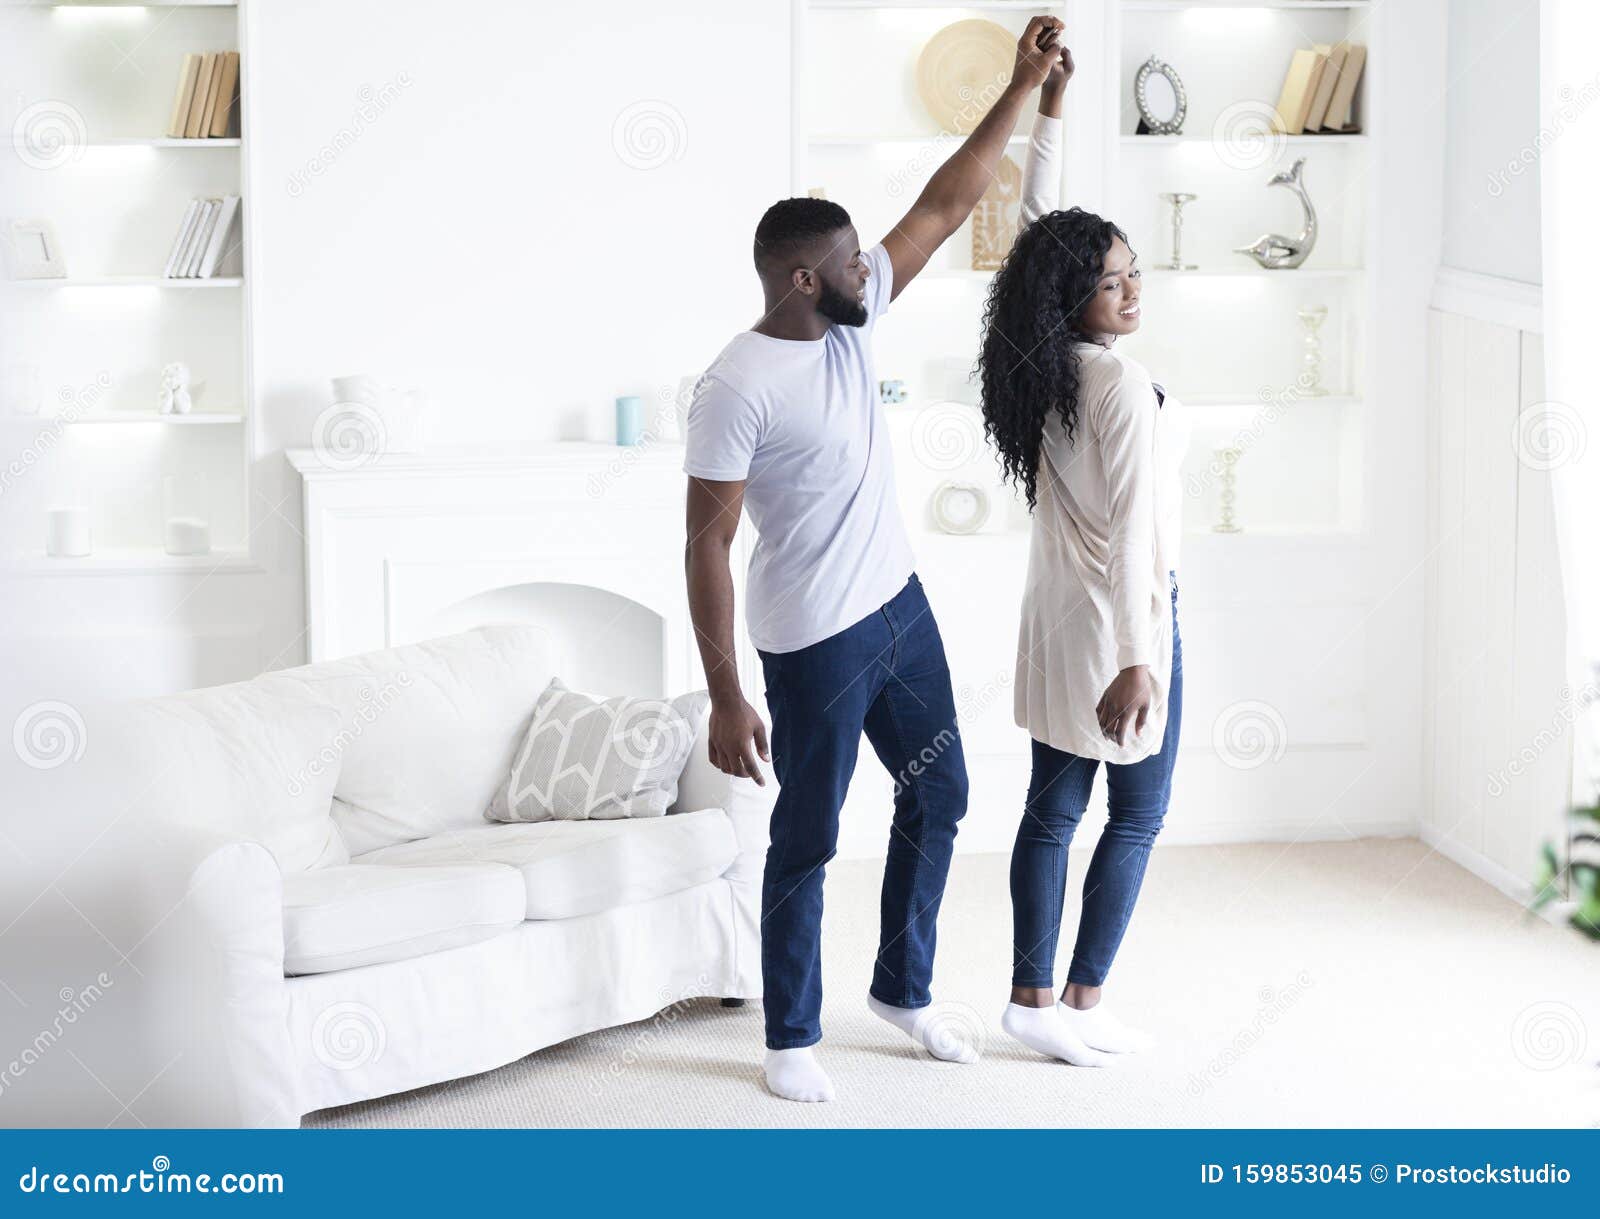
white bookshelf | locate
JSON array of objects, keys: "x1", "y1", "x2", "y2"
[{"x1": 1, "y1": 0, "x2": 255, "y2": 572}]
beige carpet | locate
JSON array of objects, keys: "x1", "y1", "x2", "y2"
[{"x1": 307, "y1": 840, "x2": 1600, "y2": 1128}]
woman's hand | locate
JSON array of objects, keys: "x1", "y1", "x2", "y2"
[
  {"x1": 1040, "y1": 44, "x2": 1074, "y2": 117},
  {"x1": 1096, "y1": 664, "x2": 1153, "y2": 747}
]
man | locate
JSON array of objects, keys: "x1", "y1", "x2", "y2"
[{"x1": 683, "y1": 15, "x2": 1064, "y2": 1103}]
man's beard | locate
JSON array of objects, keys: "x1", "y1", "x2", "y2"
[{"x1": 816, "y1": 277, "x2": 868, "y2": 327}]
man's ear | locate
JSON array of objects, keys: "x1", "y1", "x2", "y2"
[{"x1": 791, "y1": 266, "x2": 816, "y2": 296}]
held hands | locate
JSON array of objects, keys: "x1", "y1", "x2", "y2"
[
  {"x1": 1096, "y1": 665, "x2": 1154, "y2": 748},
  {"x1": 1043, "y1": 43, "x2": 1075, "y2": 96},
  {"x1": 708, "y1": 695, "x2": 770, "y2": 786},
  {"x1": 1011, "y1": 15, "x2": 1065, "y2": 94}
]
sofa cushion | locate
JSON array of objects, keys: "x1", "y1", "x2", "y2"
[
  {"x1": 353, "y1": 809, "x2": 738, "y2": 920},
  {"x1": 118, "y1": 681, "x2": 348, "y2": 873},
  {"x1": 281, "y1": 862, "x2": 525, "y2": 975},
  {"x1": 488, "y1": 682, "x2": 707, "y2": 823},
  {"x1": 260, "y1": 626, "x2": 556, "y2": 856}
]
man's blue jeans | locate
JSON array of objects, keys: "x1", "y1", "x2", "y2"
[
  {"x1": 1011, "y1": 573, "x2": 1183, "y2": 989},
  {"x1": 756, "y1": 573, "x2": 968, "y2": 1050}
]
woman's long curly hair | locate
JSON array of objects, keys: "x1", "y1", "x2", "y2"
[{"x1": 976, "y1": 207, "x2": 1132, "y2": 511}]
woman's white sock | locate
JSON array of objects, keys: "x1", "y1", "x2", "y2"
[
  {"x1": 1000, "y1": 1002, "x2": 1112, "y2": 1067},
  {"x1": 763, "y1": 1047, "x2": 835, "y2": 1102},
  {"x1": 1057, "y1": 1000, "x2": 1155, "y2": 1054},
  {"x1": 867, "y1": 996, "x2": 981, "y2": 1064}
]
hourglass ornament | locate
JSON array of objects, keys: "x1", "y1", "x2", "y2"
[
  {"x1": 1159, "y1": 192, "x2": 1198, "y2": 271},
  {"x1": 1297, "y1": 305, "x2": 1330, "y2": 396},
  {"x1": 1213, "y1": 446, "x2": 1243, "y2": 533}
]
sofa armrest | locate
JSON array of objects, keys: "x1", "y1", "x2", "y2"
[
  {"x1": 672, "y1": 692, "x2": 774, "y2": 881},
  {"x1": 134, "y1": 823, "x2": 297, "y2": 1127}
]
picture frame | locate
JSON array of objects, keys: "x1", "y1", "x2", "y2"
[
  {"x1": 1134, "y1": 55, "x2": 1188, "y2": 136},
  {"x1": 2, "y1": 218, "x2": 68, "y2": 280}
]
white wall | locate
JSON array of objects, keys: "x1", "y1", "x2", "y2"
[{"x1": 1441, "y1": 0, "x2": 1542, "y2": 283}]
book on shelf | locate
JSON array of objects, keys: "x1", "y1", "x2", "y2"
[
  {"x1": 162, "y1": 196, "x2": 241, "y2": 279},
  {"x1": 1302, "y1": 42, "x2": 1346, "y2": 130},
  {"x1": 163, "y1": 50, "x2": 241, "y2": 139},
  {"x1": 209, "y1": 52, "x2": 241, "y2": 138},
  {"x1": 1271, "y1": 48, "x2": 1327, "y2": 135},
  {"x1": 183, "y1": 52, "x2": 218, "y2": 139},
  {"x1": 166, "y1": 53, "x2": 203, "y2": 139},
  {"x1": 162, "y1": 199, "x2": 202, "y2": 278},
  {"x1": 1318, "y1": 42, "x2": 1366, "y2": 132}
]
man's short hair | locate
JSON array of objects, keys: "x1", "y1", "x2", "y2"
[{"x1": 753, "y1": 197, "x2": 853, "y2": 273}]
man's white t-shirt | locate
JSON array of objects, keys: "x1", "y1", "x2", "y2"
[{"x1": 683, "y1": 243, "x2": 915, "y2": 655}]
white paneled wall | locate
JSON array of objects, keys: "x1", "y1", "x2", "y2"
[{"x1": 1423, "y1": 300, "x2": 1568, "y2": 898}]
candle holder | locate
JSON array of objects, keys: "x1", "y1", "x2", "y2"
[
  {"x1": 1297, "y1": 305, "x2": 1330, "y2": 396},
  {"x1": 163, "y1": 473, "x2": 211, "y2": 556},
  {"x1": 1159, "y1": 192, "x2": 1198, "y2": 271},
  {"x1": 1213, "y1": 446, "x2": 1243, "y2": 533}
]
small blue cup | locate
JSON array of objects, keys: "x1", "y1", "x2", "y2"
[{"x1": 615, "y1": 395, "x2": 644, "y2": 446}]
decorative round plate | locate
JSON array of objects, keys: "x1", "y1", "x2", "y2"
[
  {"x1": 931, "y1": 480, "x2": 991, "y2": 535},
  {"x1": 916, "y1": 19, "x2": 1015, "y2": 134}
]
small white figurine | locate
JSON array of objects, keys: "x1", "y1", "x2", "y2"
[{"x1": 158, "y1": 362, "x2": 192, "y2": 415}]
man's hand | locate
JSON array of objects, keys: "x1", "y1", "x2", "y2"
[
  {"x1": 708, "y1": 695, "x2": 770, "y2": 786},
  {"x1": 1096, "y1": 665, "x2": 1154, "y2": 748},
  {"x1": 1011, "y1": 15, "x2": 1064, "y2": 93}
]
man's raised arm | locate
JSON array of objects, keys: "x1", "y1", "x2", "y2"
[{"x1": 879, "y1": 14, "x2": 1063, "y2": 301}]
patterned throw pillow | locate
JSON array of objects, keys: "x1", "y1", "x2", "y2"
[{"x1": 487, "y1": 680, "x2": 706, "y2": 822}]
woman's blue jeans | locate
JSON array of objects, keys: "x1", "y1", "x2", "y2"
[{"x1": 1010, "y1": 574, "x2": 1182, "y2": 989}]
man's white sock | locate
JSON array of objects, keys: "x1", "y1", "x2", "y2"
[
  {"x1": 764, "y1": 1047, "x2": 835, "y2": 1102},
  {"x1": 867, "y1": 995, "x2": 981, "y2": 1063},
  {"x1": 1057, "y1": 1000, "x2": 1155, "y2": 1054},
  {"x1": 1000, "y1": 1002, "x2": 1112, "y2": 1067}
]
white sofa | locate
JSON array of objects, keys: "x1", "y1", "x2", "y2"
[{"x1": 125, "y1": 625, "x2": 771, "y2": 1127}]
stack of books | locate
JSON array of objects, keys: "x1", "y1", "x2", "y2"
[
  {"x1": 1270, "y1": 42, "x2": 1367, "y2": 135},
  {"x1": 166, "y1": 51, "x2": 241, "y2": 139},
  {"x1": 163, "y1": 196, "x2": 242, "y2": 279}
]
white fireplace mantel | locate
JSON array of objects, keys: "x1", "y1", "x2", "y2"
[{"x1": 286, "y1": 443, "x2": 751, "y2": 696}]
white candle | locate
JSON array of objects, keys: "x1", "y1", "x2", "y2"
[
  {"x1": 164, "y1": 515, "x2": 211, "y2": 556},
  {"x1": 46, "y1": 507, "x2": 91, "y2": 557}
]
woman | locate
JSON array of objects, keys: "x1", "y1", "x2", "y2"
[{"x1": 978, "y1": 46, "x2": 1189, "y2": 1065}]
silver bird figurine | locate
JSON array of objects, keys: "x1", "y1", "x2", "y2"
[{"x1": 1235, "y1": 157, "x2": 1317, "y2": 270}]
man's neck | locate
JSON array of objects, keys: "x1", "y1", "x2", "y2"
[{"x1": 753, "y1": 305, "x2": 830, "y2": 342}]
